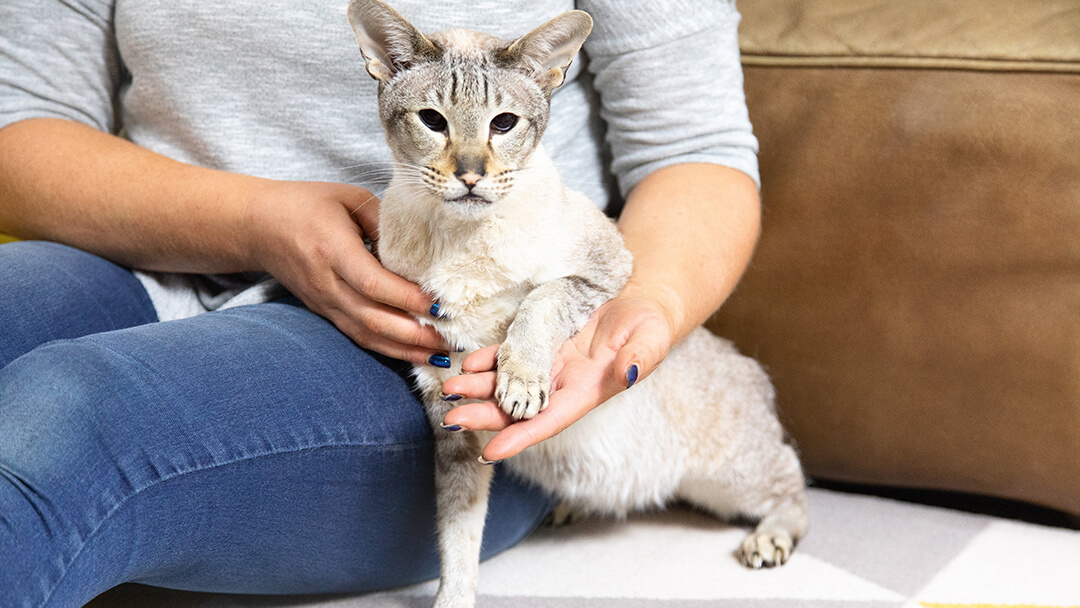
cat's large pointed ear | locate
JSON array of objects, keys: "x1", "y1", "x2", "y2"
[
  {"x1": 497, "y1": 10, "x2": 593, "y2": 93},
  {"x1": 347, "y1": 0, "x2": 439, "y2": 82}
]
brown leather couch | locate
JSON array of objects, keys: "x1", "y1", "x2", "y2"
[{"x1": 708, "y1": 0, "x2": 1080, "y2": 517}]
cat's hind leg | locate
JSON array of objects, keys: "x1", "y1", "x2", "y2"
[
  {"x1": 737, "y1": 490, "x2": 809, "y2": 568},
  {"x1": 677, "y1": 441, "x2": 808, "y2": 569}
]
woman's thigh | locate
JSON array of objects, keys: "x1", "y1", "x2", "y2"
[
  {"x1": 0, "y1": 299, "x2": 553, "y2": 608},
  {"x1": 0, "y1": 241, "x2": 157, "y2": 368}
]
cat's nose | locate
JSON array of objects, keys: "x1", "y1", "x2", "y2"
[
  {"x1": 455, "y1": 156, "x2": 486, "y2": 189},
  {"x1": 456, "y1": 170, "x2": 484, "y2": 189}
]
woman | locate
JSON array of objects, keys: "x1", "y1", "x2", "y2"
[{"x1": 0, "y1": 1, "x2": 761, "y2": 606}]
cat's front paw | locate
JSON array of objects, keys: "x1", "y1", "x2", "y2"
[
  {"x1": 495, "y1": 346, "x2": 551, "y2": 420},
  {"x1": 433, "y1": 586, "x2": 475, "y2": 608}
]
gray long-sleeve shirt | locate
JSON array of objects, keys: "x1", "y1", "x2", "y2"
[{"x1": 0, "y1": 0, "x2": 758, "y2": 320}]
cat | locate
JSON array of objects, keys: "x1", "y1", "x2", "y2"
[{"x1": 346, "y1": 2, "x2": 809, "y2": 607}]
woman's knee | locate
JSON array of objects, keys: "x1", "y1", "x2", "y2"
[
  {"x1": 0, "y1": 339, "x2": 148, "y2": 507},
  {"x1": 0, "y1": 338, "x2": 158, "y2": 607}
]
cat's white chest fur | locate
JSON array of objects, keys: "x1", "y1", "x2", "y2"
[{"x1": 377, "y1": 148, "x2": 575, "y2": 352}]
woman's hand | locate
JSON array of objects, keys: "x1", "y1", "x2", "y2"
[
  {"x1": 436, "y1": 163, "x2": 761, "y2": 463},
  {"x1": 439, "y1": 293, "x2": 676, "y2": 462},
  {"x1": 247, "y1": 179, "x2": 450, "y2": 363}
]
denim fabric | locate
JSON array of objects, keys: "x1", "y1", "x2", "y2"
[{"x1": 0, "y1": 241, "x2": 554, "y2": 608}]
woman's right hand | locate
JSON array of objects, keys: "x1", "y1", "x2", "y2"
[{"x1": 246, "y1": 179, "x2": 450, "y2": 364}]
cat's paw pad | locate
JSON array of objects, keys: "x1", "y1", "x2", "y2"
[
  {"x1": 495, "y1": 360, "x2": 550, "y2": 420},
  {"x1": 738, "y1": 531, "x2": 793, "y2": 569}
]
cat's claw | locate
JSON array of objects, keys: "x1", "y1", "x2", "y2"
[
  {"x1": 495, "y1": 366, "x2": 549, "y2": 420},
  {"x1": 738, "y1": 531, "x2": 793, "y2": 569}
]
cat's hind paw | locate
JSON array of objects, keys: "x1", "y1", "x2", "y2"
[{"x1": 738, "y1": 531, "x2": 794, "y2": 569}]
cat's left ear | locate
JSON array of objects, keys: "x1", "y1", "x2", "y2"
[
  {"x1": 498, "y1": 10, "x2": 593, "y2": 93},
  {"x1": 347, "y1": 0, "x2": 440, "y2": 82}
]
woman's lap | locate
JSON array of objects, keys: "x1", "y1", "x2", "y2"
[
  {"x1": 0, "y1": 242, "x2": 553, "y2": 608},
  {"x1": 0, "y1": 240, "x2": 159, "y2": 368}
]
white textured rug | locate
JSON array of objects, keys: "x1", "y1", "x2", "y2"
[{"x1": 89, "y1": 487, "x2": 1080, "y2": 608}]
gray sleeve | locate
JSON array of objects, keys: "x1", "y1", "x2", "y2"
[
  {"x1": 0, "y1": 0, "x2": 122, "y2": 133},
  {"x1": 577, "y1": 0, "x2": 759, "y2": 195}
]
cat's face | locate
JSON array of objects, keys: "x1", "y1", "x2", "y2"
[
  {"x1": 377, "y1": 32, "x2": 549, "y2": 210},
  {"x1": 348, "y1": 1, "x2": 591, "y2": 212}
]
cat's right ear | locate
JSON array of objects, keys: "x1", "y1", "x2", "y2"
[{"x1": 347, "y1": 0, "x2": 439, "y2": 82}]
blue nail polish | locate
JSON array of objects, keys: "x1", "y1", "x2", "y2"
[
  {"x1": 429, "y1": 302, "x2": 445, "y2": 318},
  {"x1": 626, "y1": 364, "x2": 639, "y2": 388},
  {"x1": 429, "y1": 354, "x2": 451, "y2": 368},
  {"x1": 440, "y1": 393, "x2": 463, "y2": 401},
  {"x1": 440, "y1": 424, "x2": 463, "y2": 432}
]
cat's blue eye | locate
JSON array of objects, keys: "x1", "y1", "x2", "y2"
[
  {"x1": 490, "y1": 113, "x2": 518, "y2": 134},
  {"x1": 419, "y1": 109, "x2": 447, "y2": 132}
]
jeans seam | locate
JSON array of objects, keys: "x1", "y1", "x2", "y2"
[{"x1": 39, "y1": 440, "x2": 431, "y2": 608}]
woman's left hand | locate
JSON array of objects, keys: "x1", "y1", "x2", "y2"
[{"x1": 440, "y1": 293, "x2": 675, "y2": 463}]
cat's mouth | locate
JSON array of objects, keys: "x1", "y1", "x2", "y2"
[{"x1": 449, "y1": 193, "x2": 490, "y2": 205}]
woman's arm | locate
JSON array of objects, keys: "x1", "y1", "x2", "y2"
[
  {"x1": 618, "y1": 163, "x2": 761, "y2": 347},
  {"x1": 0, "y1": 118, "x2": 259, "y2": 272},
  {"x1": 0, "y1": 118, "x2": 449, "y2": 363},
  {"x1": 441, "y1": 162, "x2": 760, "y2": 461}
]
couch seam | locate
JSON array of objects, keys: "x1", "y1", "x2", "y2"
[{"x1": 740, "y1": 53, "x2": 1080, "y2": 74}]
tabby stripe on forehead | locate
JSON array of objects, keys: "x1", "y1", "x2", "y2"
[{"x1": 450, "y1": 70, "x2": 458, "y2": 104}]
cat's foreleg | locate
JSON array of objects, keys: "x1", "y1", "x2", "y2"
[
  {"x1": 496, "y1": 274, "x2": 621, "y2": 420},
  {"x1": 432, "y1": 428, "x2": 494, "y2": 608}
]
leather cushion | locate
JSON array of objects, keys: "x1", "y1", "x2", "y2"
[{"x1": 709, "y1": 33, "x2": 1080, "y2": 514}]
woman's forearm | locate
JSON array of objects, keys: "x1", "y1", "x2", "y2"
[
  {"x1": 617, "y1": 162, "x2": 761, "y2": 340},
  {"x1": 0, "y1": 118, "x2": 261, "y2": 273}
]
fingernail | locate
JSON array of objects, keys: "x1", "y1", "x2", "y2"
[
  {"x1": 429, "y1": 302, "x2": 446, "y2": 318},
  {"x1": 429, "y1": 354, "x2": 451, "y2": 368},
  {"x1": 478, "y1": 455, "x2": 501, "y2": 466},
  {"x1": 440, "y1": 423, "x2": 464, "y2": 432},
  {"x1": 440, "y1": 393, "x2": 463, "y2": 401},
  {"x1": 626, "y1": 364, "x2": 639, "y2": 388}
]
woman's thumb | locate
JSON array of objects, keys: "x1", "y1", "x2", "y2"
[{"x1": 612, "y1": 317, "x2": 671, "y2": 390}]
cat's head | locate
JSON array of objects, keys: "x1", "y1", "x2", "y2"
[{"x1": 347, "y1": 0, "x2": 591, "y2": 211}]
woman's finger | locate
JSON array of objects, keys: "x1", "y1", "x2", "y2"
[
  {"x1": 321, "y1": 306, "x2": 448, "y2": 365},
  {"x1": 612, "y1": 315, "x2": 672, "y2": 389},
  {"x1": 441, "y1": 370, "x2": 497, "y2": 400},
  {"x1": 331, "y1": 245, "x2": 436, "y2": 320},
  {"x1": 477, "y1": 388, "x2": 593, "y2": 462},
  {"x1": 327, "y1": 278, "x2": 450, "y2": 351},
  {"x1": 441, "y1": 400, "x2": 513, "y2": 432},
  {"x1": 461, "y1": 344, "x2": 499, "y2": 373}
]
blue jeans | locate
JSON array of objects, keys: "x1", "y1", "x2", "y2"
[{"x1": 0, "y1": 241, "x2": 553, "y2": 608}]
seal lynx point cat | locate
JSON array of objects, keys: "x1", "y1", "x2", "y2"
[{"x1": 346, "y1": 2, "x2": 809, "y2": 606}]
